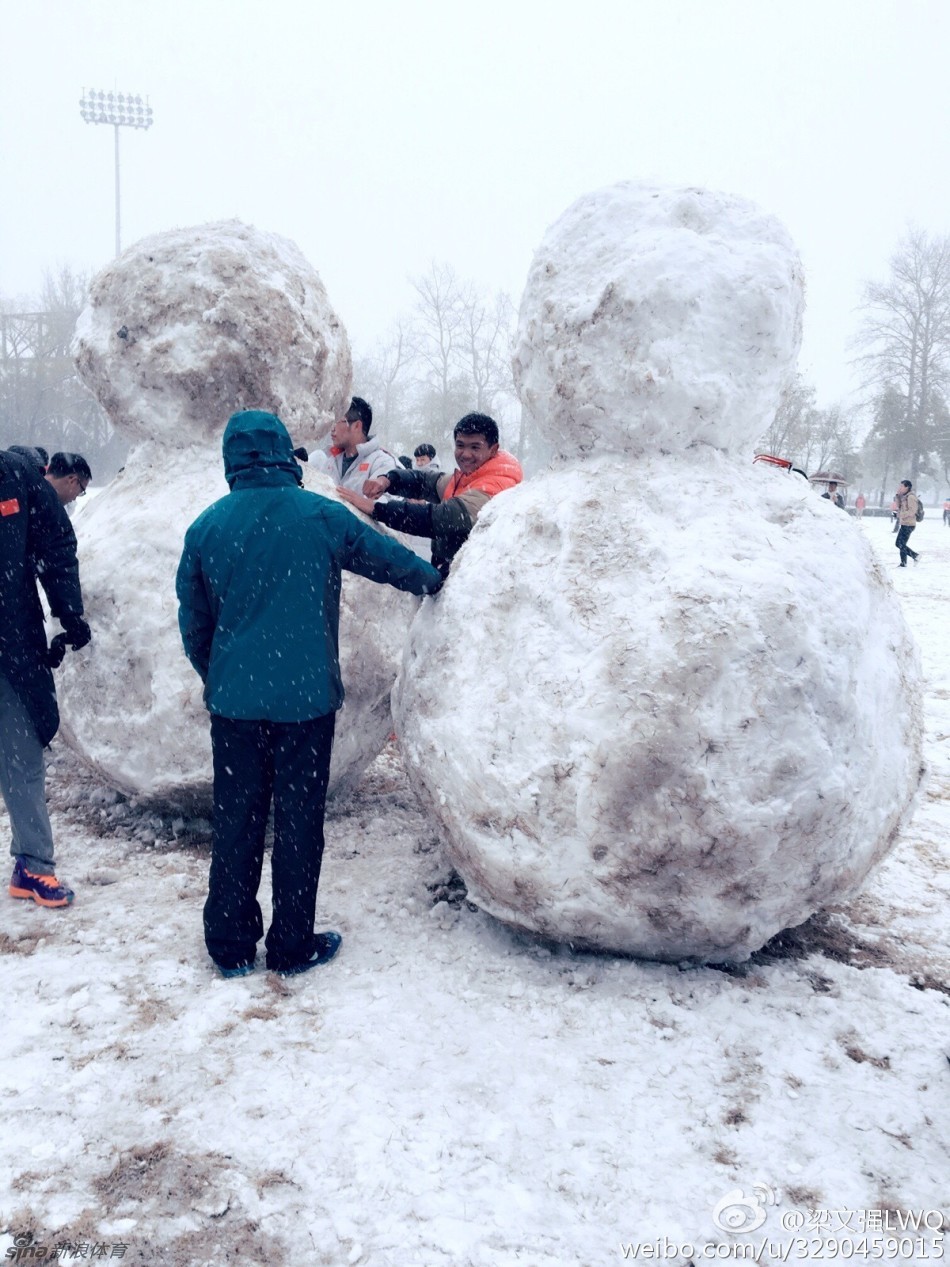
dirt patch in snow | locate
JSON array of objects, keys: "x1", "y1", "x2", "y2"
[
  {"x1": 715, "y1": 908, "x2": 950, "y2": 993},
  {"x1": 6, "y1": 1139, "x2": 290, "y2": 1267},
  {"x1": 0, "y1": 932, "x2": 39, "y2": 957}
]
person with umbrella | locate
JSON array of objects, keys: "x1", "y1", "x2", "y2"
[{"x1": 810, "y1": 471, "x2": 848, "y2": 509}]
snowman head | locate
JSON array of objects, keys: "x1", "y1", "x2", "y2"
[
  {"x1": 513, "y1": 182, "x2": 804, "y2": 462},
  {"x1": 74, "y1": 220, "x2": 351, "y2": 449}
]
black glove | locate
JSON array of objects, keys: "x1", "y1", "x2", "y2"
[
  {"x1": 47, "y1": 634, "x2": 69, "y2": 669},
  {"x1": 61, "y1": 614, "x2": 92, "y2": 651}
]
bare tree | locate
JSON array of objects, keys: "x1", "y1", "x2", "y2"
[
  {"x1": 932, "y1": 396, "x2": 950, "y2": 494},
  {"x1": 757, "y1": 374, "x2": 857, "y2": 480},
  {"x1": 352, "y1": 317, "x2": 416, "y2": 444},
  {"x1": 808, "y1": 403, "x2": 859, "y2": 479},
  {"x1": 857, "y1": 385, "x2": 950, "y2": 507},
  {"x1": 0, "y1": 266, "x2": 115, "y2": 465},
  {"x1": 853, "y1": 228, "x2": 950, "y2": 480},
  {"x1": 402, "y1": 262, "x2": 522, "y2": 455},
  {"x1": 410, "y1": 262, "x2": 466, "y2": 432},
  {"x1": 759, "y1": 373, "x2": 818, "y2": 462},
  {"x1": 457, "y1": 287, "x2": 517, "y2": 415}
]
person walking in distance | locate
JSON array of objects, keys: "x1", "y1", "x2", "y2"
[{"x1": 894, "y1": 480, "x2": 920, "y2": 567}]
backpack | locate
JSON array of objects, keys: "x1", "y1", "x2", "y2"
[{"x1": 916, "y1": 500, "x2": 925, "y2": 522}]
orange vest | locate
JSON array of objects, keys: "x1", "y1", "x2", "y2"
[{"x1": 443, "y1": 450, "x2": 523, "y2": 502}]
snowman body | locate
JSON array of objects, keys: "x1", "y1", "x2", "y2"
[
  {"x1": 393, "y1": 184, "x2": 924, "y2": 962},
  {"x1": 60, "y1": 221, "x2": 419, "y2": 802}
]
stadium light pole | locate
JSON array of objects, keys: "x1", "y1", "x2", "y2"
[{"x1": 79, "y1": 89, "x2": 154, "y2": 257}]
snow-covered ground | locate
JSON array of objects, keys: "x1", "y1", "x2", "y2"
[{"x1": 0, "y1": 515, "x2": 946, "y2": 1267}]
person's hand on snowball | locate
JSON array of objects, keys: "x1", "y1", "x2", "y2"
[{"x1": 338, "y1": 487, "x2": 376, "y2": 515}]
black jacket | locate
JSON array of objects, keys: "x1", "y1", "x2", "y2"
[
  {"x1": 371, "y1": 451, "x2": 524, "y2": 572},
  {"x1": 0, "y1": 451, "x2": 84, "y2": 745},
  {"x1": 371, "y1": 467, "x2": 472, "y2": 572}
]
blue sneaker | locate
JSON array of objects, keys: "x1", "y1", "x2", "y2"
[
  {"x1": 273, "y1": 931, "x2": 342, "y2": 977},
  {"x1": 216, "y1": 961, "x2": 255, "y2": 979},
  {"x1": 10, "y1": 858, "x2": 74, "y2": 908}
]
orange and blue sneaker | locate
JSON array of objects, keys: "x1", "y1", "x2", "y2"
[{"x1": 9, "y1": 858, "x2": 74, "y2": 908}]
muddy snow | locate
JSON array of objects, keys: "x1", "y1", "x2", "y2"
[{"x1": 0, "y1": 516, "x2": 947, "y2": 1266}]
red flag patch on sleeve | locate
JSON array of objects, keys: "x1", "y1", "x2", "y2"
[{"x1": 0, "y1": 498, "x2": 20, "y2": 516}]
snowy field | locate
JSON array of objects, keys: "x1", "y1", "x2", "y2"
[{"x1": 0, "y1": 514, "x2": 947, "y2": 1267}]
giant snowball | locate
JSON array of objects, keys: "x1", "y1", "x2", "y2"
[
  {"x1": 512, "y1": 182, "x2": 804, "y2": 460},
  {"x1": 59, "y1": 221, "x2": 415, "y2": 803},
  {"x1": 74, "y1": 219, "x2": 351, "y2": 446},
  {"x1": 394, "y1": 453, "x2": 923, "y2": 963},
  {"x1": 59, "y1": 456, "x2": 420, "y2": 803}
]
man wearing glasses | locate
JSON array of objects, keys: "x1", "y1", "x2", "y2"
[
  {"x1": 45, "y1": 452, "x2": 92, "y2": 506},
  {"x1": 313, "y1": 397, "x2": 398, "y2": 493}
]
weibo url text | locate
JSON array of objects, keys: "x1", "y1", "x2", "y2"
[{"x1": 620, "y1": 1235, "x2": 945, "y2": 1261}]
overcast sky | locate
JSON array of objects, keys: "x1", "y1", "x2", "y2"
[{"x1": 2, "y1": 0, "x2": 948, "y2": 412}]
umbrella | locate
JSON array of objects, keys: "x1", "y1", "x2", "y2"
[{"x1": 809, "y1": 471, "x2": 849, "y2": 485}]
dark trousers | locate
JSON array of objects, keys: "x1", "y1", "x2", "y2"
[
  {"x1": 206, "y1": 712, "x2": 336, "y2": 972},
  {"x1": 895, "y1": 524, "x2": 918, "y2": 564}
]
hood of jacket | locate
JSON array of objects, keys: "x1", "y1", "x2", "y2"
[{"x1": 223, "y1": 410, "x2": 303, "y2": 488}]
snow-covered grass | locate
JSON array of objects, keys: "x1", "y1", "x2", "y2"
[{"x1": 0, "y1": 516, "x2": 946, "y2": 1266}]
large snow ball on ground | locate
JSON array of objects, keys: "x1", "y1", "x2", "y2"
[
  {"x1": 512, "y1": 182, "x2": 804, "y2": 461},
  {"x1": 73, "y1": 220, "x2": 351, "y2": 447},
  {"x1": 394, "y1": 453, "x2": 924, "y2": 963},
  {"x1": 56, "y1": 451, "x2": 418, "y2": 804}
]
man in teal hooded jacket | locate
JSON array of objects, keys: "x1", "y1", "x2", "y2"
[{"x1": 177, "y1": 409, "x2": 442, "y2": 978}]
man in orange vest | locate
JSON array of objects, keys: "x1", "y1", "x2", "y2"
[{"x1": 339, "y1": 412, "x2": 523, "y2": 574}]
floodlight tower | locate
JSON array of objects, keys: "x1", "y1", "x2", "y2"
[{"x1": 79, "y1": 88, "x2": 154, "y2": 257}]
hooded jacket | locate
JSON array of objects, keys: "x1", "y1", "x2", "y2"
[
  {"x1": 313, "y1": 435, "x2": 400, "y2": 493},
  {"x1": 0, "y1": 450, "x2": 84, "y2": 745},
  {"x1": 372, "y1": 449, "x2": 524, "y2": 571},
  {"x1": 176, "y1": 410, "x2": 442, "y2": 721}
]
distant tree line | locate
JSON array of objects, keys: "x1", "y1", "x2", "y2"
[
  {"x1": 0, "y1": 267, "x2": 126, "y2": 480},
  {"x1": 758, "y1": 228, "x2": 950, "y2": 507},
  {"x1": 852, "y1": 228, "x2": 950, "y2": 505},
  {"x1": 757, "y1": 372, "x2": 859, "y2": 492},
  {"x1": 351, "y1": 262, "x2": 542, "y2": 470}
]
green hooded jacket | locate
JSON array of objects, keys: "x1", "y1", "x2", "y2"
[{"x1": 176, "y1": 409, "x2": 442, "y2": 721}]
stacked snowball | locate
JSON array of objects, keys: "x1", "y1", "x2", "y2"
[
  {"x1": 512, "y1": 183, "x2": 804, "y2": 460},
  {"x1": 394, "y1": 182, "x2": 924, "y2": 962},
  {"x1": 74, "y1": 220, "x2": 351, "y2": 447},
  {"x1": 60, "y1": 220, "x2": 417, "y2": 802}
]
